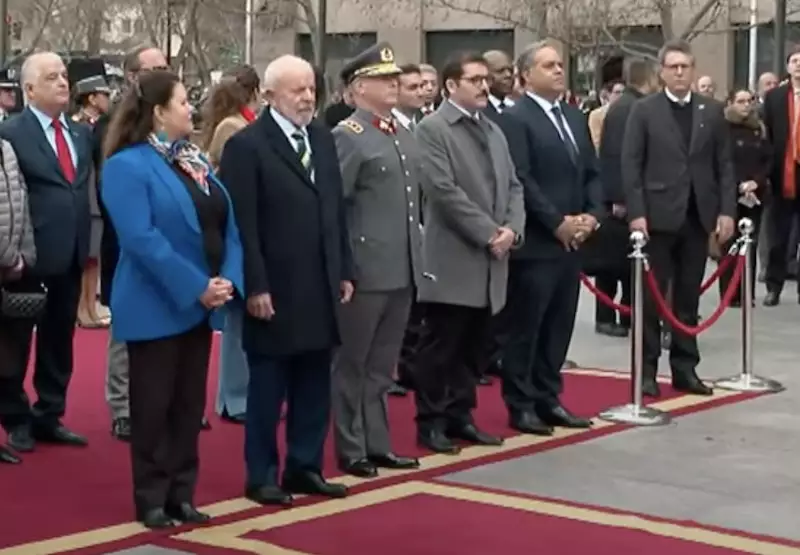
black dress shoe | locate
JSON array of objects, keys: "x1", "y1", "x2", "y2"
[
  {"x1": 509, "y1": 412, "x2": 553, "y2": 436},
  {"x1": 221, "y1": 410, "x2": 246, "y2": 424},
  {"x1": 339, "y1": 458, "x2": 378, "y2": 478},
  {"x1": 595, "y1": 322, "x2": 628, "y2": 337},
  {"x1": 369, "y1": 452, "x2": 420, "y2": 469},
  {"x1": 537, "y1": 405, "x2": 592, "y2": 429},
  {"x1": 283, "y1": 471, "x2": 348, "y2": 498},
  {"x1": 417, "y1": 429, "x2": 460, "y2": 454},
  {"x1": 201, "y1": 417, "x2": 212, "y2": 430},
  {"x1": 0, "y1": 445, "x2": 20, "y2": 464},
  {"x1": 562, "y1": 359, "x2": 578, "y2": 369},
  {"x1": 7, "y1": 426, "x2": 34, "y2": 452},
  {"x1": 763, "y1": 292, "x2": 780, "y2": 306},
  {"x1": 166, "y1": 502, "x2": 210, "y2": 523},
  {"x1": 448, "y1": 423, "x2": 503, "y2": 446},
  {"x1": 478, "y1": 375, "x2": 493, "y2": 386},
  {"x1": 245, "y1": 485, "x2": 293, "y2": 507},
  {"x1": 672, "y1": 375, "x2": 713, "y2": 396},
  {"x1": 111, "y1": 417, "x2": 131, "y2": 441},
  {"x1": 33, "y1": 424, "x2": 88, "y2": 446},
  {"x1": 642, "y1": 379, "x2": 661, "y2": 398},
  {"x1": 139, "y1": 508, "x2": 175, "y2": 529}
]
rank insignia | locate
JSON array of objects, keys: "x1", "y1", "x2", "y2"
[{"x1": 339, "y1": 119, "x2": 364, "y2": 134}]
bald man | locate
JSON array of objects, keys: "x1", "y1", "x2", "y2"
[
  {"x1": 483, "y1": 50, "x2": 516, "y2": 122},
  {"x1": 0, "y1": 52, "x2": 95, "y2": 455},
  {"x1": 220, "y1": 55, "x2": 352, "y2": 505},
  {"x1": 695, "y1": 75, "x2": 715, "y2": 98}
]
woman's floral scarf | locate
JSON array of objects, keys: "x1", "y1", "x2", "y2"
[{"x1": 148, "y1": 133, "x2": 211, "y2": 195}]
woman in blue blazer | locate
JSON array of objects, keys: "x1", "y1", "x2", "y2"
[{"x1": 100, "y1": 70, "x2": 244, "y2": 529}]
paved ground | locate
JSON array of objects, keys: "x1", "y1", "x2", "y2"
[
  {"x1": 443, "y1": 278, "x2": 800, "y2": 542},
  {"x1": 106, "y1": 277, "x2": 798, "y2": 554}
]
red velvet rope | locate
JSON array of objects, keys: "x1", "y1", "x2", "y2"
[
  {"x1": 644, "y1": 255, "x2": 745, "y2": 336},
  {"x1": 579, "y1": 254, "x2": 737, "y2": 315}
]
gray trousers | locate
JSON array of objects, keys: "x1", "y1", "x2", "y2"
[
  {"x1": 332, "y1": 287, "x2": 412, "y2": 461},
  {"x1": 105, "y1": 328, "x2": 130, "y2": 419}
]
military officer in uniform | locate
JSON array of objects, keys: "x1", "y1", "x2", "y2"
[
  {"x1": 0, "y1": 69, "x2": 19, "y2": 122},
  {"x1": 331, "y1": 43, "x2": 424, "y2": 478}
]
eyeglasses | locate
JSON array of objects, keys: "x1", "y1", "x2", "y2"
[{"x1": 461, "y1": 75, "x2": 489, "y2": 86}]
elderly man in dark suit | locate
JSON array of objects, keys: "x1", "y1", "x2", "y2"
[
  {"x1": 220, "y1": 54, "x2": 354, "y2": 506},
  {"x1": 413, "y1": 51, "x2": 525, "y2": 455},
  {"x1": 0, "y1": 52, "x2": 94, "y2": 452},
  {"x1": 622, "y1": 40, "x2": 736, "y2": 398},
  {"x1": 595, "y1": 58, "x2": 660, "y2": 337},
  {"x1": 500, "y1": 41, "x2": 603, "y2": 436}
]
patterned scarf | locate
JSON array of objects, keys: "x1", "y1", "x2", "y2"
[{"x1": 148, "y1": 133, "x2": 211, "y2": 195}]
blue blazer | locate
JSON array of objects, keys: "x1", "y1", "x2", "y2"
[{"x1": 101, "y1": 143, "x2": 244, "y2": 342}]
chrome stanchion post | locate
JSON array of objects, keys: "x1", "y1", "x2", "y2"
[
  {"x1": 715, "y1": 218, "x2": 785, "y2": 393},
  {"x1": 599, "y1": 231, "x2": 672, "y2": 425}
]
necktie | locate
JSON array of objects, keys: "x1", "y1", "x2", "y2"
[
  {"x1": 52, "y1": 119, "x2": 76, "y2": 183},
  {"x1": 551, "y1": 105, "x2": 578, "y2": 164},
  {"x1": 291, "y1": 130, "x2": 311, "y2": 175},
  {"x1": 498, "y1": 99, "x2": 506, "y2": 112}
]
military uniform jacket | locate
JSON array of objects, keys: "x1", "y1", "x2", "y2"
[{"x1": 332, "y1": 108, "x2": 423, "y2": 292}]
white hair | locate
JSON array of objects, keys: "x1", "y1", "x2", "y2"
[
  {"x1": 262, "y1": 55, "x2": 313, "y2": 91},
  {"x1": 20, "y1": 52, "x2": 63, "y2": 103}
]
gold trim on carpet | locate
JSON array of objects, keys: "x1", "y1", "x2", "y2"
[
  {"x1": 175, "y1": 481, "x2": 800, "y2": 555},
  {"x1": 0, "y1": 389, "x2": 743, "y2": 555}
]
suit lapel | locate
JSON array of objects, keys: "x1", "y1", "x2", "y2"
[
  {"x1": 657, "y1": 93, "x2": 689, "y2": 153},
  {"x1": 147, "y1": 147, "x2": 202, "y2": 233},
  {"x1": 24, "y1": 109, "x2": 69, "y2": 185},
  {"x1": 521, "y1": 95, "x2": 576, "y2": 167},
  {"x1": 689, "y1": 97, "x2": 708, "y2": 154},
  {"x1": 260, "y1": 112, "x2": 317, "y2": 191}
]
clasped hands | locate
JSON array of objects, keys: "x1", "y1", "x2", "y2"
[
  {"x1": 199, "y1": 277, "x2": 234, "y2": 310},
  {"x1": 489, "y1": 227, "x2": 517, "y2": 258},
  {"x1": 738, "y1": 180, "x2": 760, "y2": 208},
  {"x1": 555, "y1": 214, "x2": 598, "y2": 250},
  {"x1": 246, "y1": 280, "x2": 354, "y2": 321}
]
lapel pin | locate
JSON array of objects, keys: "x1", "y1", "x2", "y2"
[{"x1": 698, "y1": 104, "x2": 705, "y2": 110}]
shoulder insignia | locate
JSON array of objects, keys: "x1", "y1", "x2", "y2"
[{"x1": 338, "y1": 119, "x2": 364, "y2": 134}]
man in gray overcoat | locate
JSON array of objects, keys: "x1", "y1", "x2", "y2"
[
  {"x1": 413, "y1": 51, "x2": 525, "y2": 454},
  {"x1": 331, "y1": 43, "x2": 424, "y2": 478}
]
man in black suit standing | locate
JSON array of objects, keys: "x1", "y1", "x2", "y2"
[
  {"x1": 622, "y1": 40, "x2": 736, "y2": 397},
  {"x1": 483, "y1": 50, "x2": 515, "y2": 123},
  {"x1": 220, "y1": 54, "x2": 354, "y2": 507},
  {"x1": 596, "y1": 58, "x2": 659, "y2": 337},
  {"x1": 500, "y1": 41, "x2": 603, "y2": 435},
  {"x1": 0, "y1": 52, "x2": 94, "y2": 451}
]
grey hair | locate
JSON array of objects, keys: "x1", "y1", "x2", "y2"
[
  {"x1": 20, "y1": 52, "x2": 62, "y2": 102},
  {"x1": 263, "y1": 54, "x2": 313, "y2": 91},
  {"x1": 516, "y1": 40, "x2": 555, "y2": 75},
  {"x1": 657, "y1": 40, "x2": 694, "y2": 66},
  {"x1": 418, "y1": 63, "x2": 437, "y2": 74}
]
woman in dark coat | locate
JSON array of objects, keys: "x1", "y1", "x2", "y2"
[{"x1": 717, "y1": 87, "x2": 772, "y2": 306}]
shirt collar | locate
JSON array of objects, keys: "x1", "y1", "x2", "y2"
[
  {"x1": 489, "y1": 95, "x2": 514, "y2": 110},
  {"x1": 28, "y1": 104, "x2": 69, "y2": 130},
  {"x1": 392, "y1": 108, "x2": 414, "y2": 129},
  {"x1": 664, "y1": 88, "x2": 692, "y2": 105},
  {"x1": 270, "y1": 107, "x2": 307, "y2": 138},
  {"x1": 526, "y1": 91, "x2": 561, "y2": 113},
  {"x1": 447, "y1": 99, "x2": 480, "y2": 120}
]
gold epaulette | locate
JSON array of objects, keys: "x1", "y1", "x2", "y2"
[{"x1": 338, "y1": 119, "x2": 364, "y2": 134}]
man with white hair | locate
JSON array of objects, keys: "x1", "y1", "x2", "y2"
[
  {"x1": 219, "y1": 55, "x2": 354, "y2": 506},
  {"x1": 0, "y1": 52, "x2": 94, "y2": 455}
]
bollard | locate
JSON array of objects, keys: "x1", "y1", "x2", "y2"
[
  {"x1": 599, "y1": 231, "x2": 672, "y2": 426},
  {"x1": 714, "y1": 218, "x2": 785, "y2": 393}
]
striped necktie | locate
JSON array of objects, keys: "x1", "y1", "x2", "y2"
[{"x1": 291, "y1": 130, "x2": 311, "y2": 174}]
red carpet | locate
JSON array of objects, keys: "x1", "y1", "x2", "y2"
[
  {"x1": 245, "y1": 493, "x2": 757, "y2": 555},
  {"x1": 0, "y1": 329, "x2": 711, "y2": 550}
]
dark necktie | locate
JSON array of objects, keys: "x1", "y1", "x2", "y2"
[
  {"x1": 551, "y1": 105, "x2": 578, "y2": 164},
  {"x1": 498, "y1": 99, "x2": 506, "y2": 112},
  {"x1": 52, "y1": 119, "x2": 76, "y2": 183},
  {"x1": 291, "y1": 130, "x2": 312, "y2": 175}
]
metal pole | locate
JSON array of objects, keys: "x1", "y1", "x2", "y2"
[
  {"x1": 245, "y1": 0, "x2": 254, "y2": 65},
  {"x1": 748, "y1": 0, "x2": 759, "y2": 90},
  {"x1": 0, "y1": 0, "x2": 9, "y2": 67},
  {"x1": 314, "y1": 0, "x2": 327, "y2": 70},
  {"x1": 774, "y1": 0, "x2": 786, "y2": 78},
  {"x1": 599, "y1": 231, "x2": 671, "y2": 426},
  {"x1": 715, "y1": 218, "x2": 784, "y2": 393},
  {"x1": 166, "y1": 1, "x2": 173, "y2": 66}
]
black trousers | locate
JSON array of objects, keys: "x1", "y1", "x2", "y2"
[
  {"x1": 594, "y1": 270, "x2": 632, "y2": 328},
  {"x1": 128, "y1": 323, "x2": 212, "y2": 516},
  {"x1": 718, "y1": 206, "x2": 762, "y2": 302},
  {"x1": 502, "y1": 256, "x2": 580, "y2": 415},
  {"x1": 643, "y1": 216, "x2": 708, "y2": 379},
  {"x1": 412, "y1": 302, "x2": 489, "y2": 432},
  {"x1": 0, "y1": 264, "x2": 82, "y2": 430},
  {"x1": 398, "y1": 297, "x2": 426, "y2": 386},
  {"x1": 766, "y1": 197, "x2": 800, "y2": 296}
]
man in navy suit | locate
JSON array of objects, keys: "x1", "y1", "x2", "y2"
[
  {"x1": 0, "y1": 52, "x2": 93, "y2": 452},
  {"x1": 219, "y1": 55, "x2": 354, "y2": 506},
  {"x1": 499, "y1": 42, "x2": 604, "y2": 435}
]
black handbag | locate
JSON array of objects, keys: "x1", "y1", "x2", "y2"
[{"x1": 0, "y1": 281, "x2": 48, "y2": 320}]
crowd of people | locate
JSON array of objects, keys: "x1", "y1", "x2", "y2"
[{"x1": 0, "y1": 37, "x2": 796, "y2": 531}]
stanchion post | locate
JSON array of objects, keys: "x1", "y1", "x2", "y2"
[
  {"x1": 714, "y1": 218, "x2": 785, "y2": 393},
  {"x1": 599, "y1": 231, "x2": 672, "y2": 426}
]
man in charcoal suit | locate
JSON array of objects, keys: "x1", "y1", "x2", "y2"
[{"x1": 220, "y1": 55, "x2": 354, "y2": 506}]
